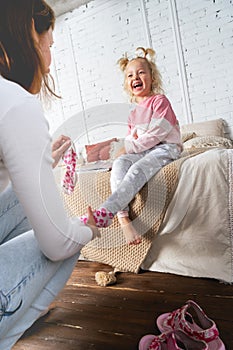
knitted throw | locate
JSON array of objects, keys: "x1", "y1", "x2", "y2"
[{"x1": 61, "y1": 150, "x2": 204, "y2": 273}]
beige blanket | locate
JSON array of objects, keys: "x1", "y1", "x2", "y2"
[
  {"x1": 141, "y1": 148, "x2": 233, "y2": 283},
  {"x1": 62, "y1": 148, "x2": 233, "y2": 283}
]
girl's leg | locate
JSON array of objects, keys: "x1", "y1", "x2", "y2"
[
  {"x1": 103, "y1": 144, "x2": 180, "y2": 215},
  {"x1": 110, "y1": 153, "x2": 143, "y2": 216},
  {"x1": 0, "y1": 184, "x2": 31, "y2": 244},
  {"x1": 80, "y1": 144, "x2": 180, "y2": 242},
  {"x1": 0, "y1": 231, "x2": 78, "y2": 350},
  {"x1": 110, "y1": 153, "x2": 144, "y2": 244},
  {"x1": 110, "y1": 153, "x2": 143, "y2": 192},
  {"x1": 79, "y1": 153, "x2": 143, "y2": 228},
  {"x1": 115, "y1": 144, "x2": 180, "y2": 243}
]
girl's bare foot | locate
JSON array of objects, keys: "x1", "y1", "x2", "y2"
[{"x1": 118, "y1": 217, "x2": 142, "y2": 245}]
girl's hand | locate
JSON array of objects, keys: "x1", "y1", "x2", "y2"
[{"x1": 52, "y1": 135, "x2": 71, "y2": 168}]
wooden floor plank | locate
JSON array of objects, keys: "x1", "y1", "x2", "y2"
[{"x1": 13, "y1": 261, "x2": 233, "y2": 350}]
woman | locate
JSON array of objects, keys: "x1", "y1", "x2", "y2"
[{"x1": 0, "y1": 1, "x2": 97, "y2": 348}]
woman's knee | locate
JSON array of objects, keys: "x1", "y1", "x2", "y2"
[{"x1": 0, "y1": 185, "x2": 29, "y2": 243}]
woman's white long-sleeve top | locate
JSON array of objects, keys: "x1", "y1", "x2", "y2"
[{"x1": 0, "y1": 76, "x2": 92, "y2": 261}]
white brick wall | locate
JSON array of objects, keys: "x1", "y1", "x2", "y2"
[
  {"x1": 45, "y1": 0, "x2": 233, "y2": 140},
  {"x1": 176, "y1": 0, "x2": 233, "y2": 137}
]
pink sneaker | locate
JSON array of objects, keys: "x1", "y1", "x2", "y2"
[
  {"x1": 139, "y1": 330, "x2": 207, "y2": 350},
  {"x1": 79, "y1": 207, "x2": 114, "y2": 228},
  {"x1": 156, "y1": 300, "x2": 225, "y2": 350}
]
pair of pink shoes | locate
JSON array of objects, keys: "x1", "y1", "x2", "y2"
[{"x1": 139, "y1": 300, "x2": 225, "y2": 350}]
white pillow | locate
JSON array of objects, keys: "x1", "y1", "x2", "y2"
[
  {"x1": 183, "y1": 135, "x2": 233, "y2": 149},
  {"x1": 181, "y1": 118, "x2": 227, "y2": 138}
]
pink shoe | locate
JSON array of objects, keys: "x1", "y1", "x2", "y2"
[
  {"x1": 139, "y1": 330, "x2": 207, "y2": 350},
  {"x1": 156, "y1": 300, "x2": 225, "y2": 350},
  {"x1": 79, "y1": 207, "x2": 114, "y2": 228}
]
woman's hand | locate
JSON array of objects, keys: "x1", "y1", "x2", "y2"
[
  {"x1": 86, "y1": 206, "x2": 101, "y2": 239},
  {"x1": 52, "y1": 135, "x2": 71, "y2": 168}
]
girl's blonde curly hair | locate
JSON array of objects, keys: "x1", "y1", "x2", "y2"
[{"x1": 117, "y1": 47, "x2": 164, "y2": 101}]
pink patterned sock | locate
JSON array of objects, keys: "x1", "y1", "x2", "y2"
[
  {"x1": 80, "y1": 207, "x2": 114, "y2": 228},
  {"x1": 62, "y1": 146, "x2": 77, "y2": 195}
]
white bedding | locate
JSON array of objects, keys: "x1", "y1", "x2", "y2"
[{"x1": 141, "y1": 148, "x2": 233, "y2": 283}]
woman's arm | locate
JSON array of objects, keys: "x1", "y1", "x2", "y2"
[{"x1": 0, "y1": 96, "x2": 94, "y2": 261}]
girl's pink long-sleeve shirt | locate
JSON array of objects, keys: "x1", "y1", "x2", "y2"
[{"x1": 124, "y1": 94, "x2": 182, "y2": 154}]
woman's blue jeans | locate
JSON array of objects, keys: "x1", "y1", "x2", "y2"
[{"x1": 0, "y1": 184, "x2": 79, "y2": 349}]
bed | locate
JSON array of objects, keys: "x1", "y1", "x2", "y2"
[{"x1": 60, "y1": 118, "x2": 233, "y2": 283}]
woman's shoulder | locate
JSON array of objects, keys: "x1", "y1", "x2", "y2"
[
  {"x1": 0, "y1": 76, "x2": 31, "y2": 99},
  {"x1": 0, "y1": 77, "x2": 37, "y2": 118}
]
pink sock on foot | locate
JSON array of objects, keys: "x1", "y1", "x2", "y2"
[{"x1": 80, "y1": 207, "x2": 114, "y2": 228}]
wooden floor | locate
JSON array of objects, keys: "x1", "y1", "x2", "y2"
[{"x1": 13, "y1": 260, "x2": 233, "y2": 350}]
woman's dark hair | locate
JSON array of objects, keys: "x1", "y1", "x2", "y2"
[{"x1": 0, "y1": 0, "x2": 56, "y2": 96}]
